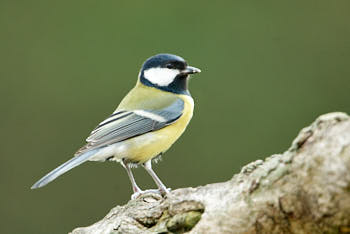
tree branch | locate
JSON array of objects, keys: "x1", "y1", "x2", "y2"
[{"x1": 71, "y1": 112, "x2": 350, "y2": 234}]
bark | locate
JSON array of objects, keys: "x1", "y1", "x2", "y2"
[{"x1": 71, "y1": 112, "x2": 350, "y2": 234}]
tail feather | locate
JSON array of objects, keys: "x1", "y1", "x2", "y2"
[{"x1": 31, "y1": 149, "x2": 98, "y2": 189}]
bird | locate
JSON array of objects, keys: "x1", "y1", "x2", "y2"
[{"x1": 31, "y1": 53, "x2": 201, "y2": 199}]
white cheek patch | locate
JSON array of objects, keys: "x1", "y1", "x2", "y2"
[{"x1": 143, "y1": 67, "x2": 180, "y2": 86}]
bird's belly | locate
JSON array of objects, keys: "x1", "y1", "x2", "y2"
[{"x1": 119, "y1": 125, "x2": 186, "y2": 163}]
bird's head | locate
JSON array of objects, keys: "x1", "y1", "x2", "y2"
[{"x1": 139, "y1": 54, "x2": 201, "y2": 95}]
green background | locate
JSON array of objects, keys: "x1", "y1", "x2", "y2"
[{"x1": 1, "y1": 0, "x2": 349, "y2": 233}]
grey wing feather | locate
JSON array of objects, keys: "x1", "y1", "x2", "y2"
[
  {"x1": 153, "y1": 97, "x2": 184, "y2": 123},
  {"x1": 31, "y1": 99, "x2": 184, "y2": 189},
  {"x1": 76, "y1": 98, "x2": 184, "y2": 155}
]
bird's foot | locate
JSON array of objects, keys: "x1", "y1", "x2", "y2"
[
  {"x1": 131, "y1": 189, "x2": 160, "y2": 200},
  {"x1": 159, "y1": 187, "x2": 171, "y2": 196},
  {"x1": 130, "y1": 188, "x2": 171, "y2": 200}
]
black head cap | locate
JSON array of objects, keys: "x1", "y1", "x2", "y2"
[
  {"x1": 142, "y1": 54, "x2": 187, "y2": 71},
  {"x1": 139, "y1": 53, "x2": 200, "y2": 96}
]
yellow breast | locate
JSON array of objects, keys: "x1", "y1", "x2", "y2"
[
  {"x1": 123, "y1": 94, "x2": 193, "y2": 163},
  {"x1": 114, "y1": 84, "x2": 194, "y2": 163}
]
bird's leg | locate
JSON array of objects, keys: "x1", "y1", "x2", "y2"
[
  {"x1": 143, "y1": 160, "x2": 170, "y2": 195},
  {"x1": 121, "y1": 159, "x2": 143, "y2": 199}
]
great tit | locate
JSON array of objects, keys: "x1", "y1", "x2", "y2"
[{"x1": 31, "y1": 53, "x2": 201, "y2": 199}]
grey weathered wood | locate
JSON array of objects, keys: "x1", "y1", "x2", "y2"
[{"x1": 71, "y1": 112, "x2": 350, "y2": 234}]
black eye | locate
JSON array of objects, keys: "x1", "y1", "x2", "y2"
[{"x1": 166, "y1": 63, "x2": 175, "y2": 69}]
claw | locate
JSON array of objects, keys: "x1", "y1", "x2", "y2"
[
  {"x1": 159, "y1": 187, "x2": 171, "y2": 196},
  {"x1": 131, "y1": 188, "x2": 170, "y2": 200},
  {"x1": 131, "y1": 191, "x2": 143, "y2": 200}
]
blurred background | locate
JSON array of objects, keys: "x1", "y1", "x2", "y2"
[{"x1": 1, "y1": 0, "x2": 350, "y2": 233}]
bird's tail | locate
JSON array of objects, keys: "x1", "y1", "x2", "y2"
[{"x1": 31, "y1": 149, "x2": 99, "y2": 189}]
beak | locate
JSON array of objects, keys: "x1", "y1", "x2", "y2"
[{"x1": 181, "y1": 66, "x2": 201, "y2": 75}]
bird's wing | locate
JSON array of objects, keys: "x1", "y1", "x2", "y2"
[{"x1": 75, "y1": 98, "x2": 184, "y2": 155}]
